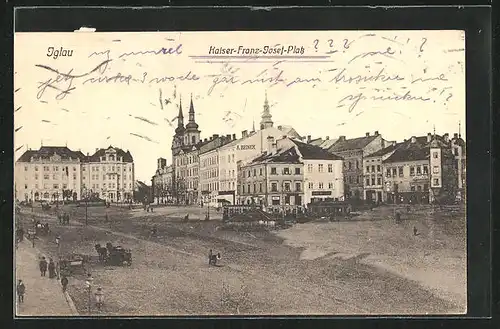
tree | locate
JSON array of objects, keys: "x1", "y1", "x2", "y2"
[{"x1": 62, "y1": 189, "x2": 73, "y2": 201}]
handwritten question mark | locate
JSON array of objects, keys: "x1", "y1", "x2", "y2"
[
  {"x1": 419, "y1": 38, "x2": 427, "y2": 52},
  {"x1": 313, "y1": 39, "x2": 319, "y2": 52}
]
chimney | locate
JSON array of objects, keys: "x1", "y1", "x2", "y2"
[
  {"x1": 392, "y1": 141, "x2": 396, "y2": 147},
  {"x1": 209, "y1": 137, "x2": 213, "y2": 141},
  {"x1": 278, "y1": 125, "x2": 282, "y2": 129},
  {"x1": 326, "y1": 136, "x2": 330, "y2": 140},
  {"x1": 307, "y1": 135, "x2": 311, "y2": 143},
  {"x1": 242, "y1": 130, "x2": 248, "y2": 138},
  {"x1": 427, "y1": 133, "x2": 432, "y2": 142},
  {"x1": 213, "y1": 134, "x2": 219, "y2": 139},
  {"x1": 339, "y1": 136, "x2": 346, "y2": 141},
  {"x1": 232, "y1": 134, "x2": 236, "y2": 140},
  {"x1": 365, "y1": 132, "x2": 370, "y2": 137},
  {"x1": 204, "y1": 138, "x2": 207, "y2": 142},
  {"x1": 411, "y1": 136, "x2": 416, "y2": 143},
  {"x1": 87, "y1": 152, "x2": 89, "y2": 156},
  {"x1": 267, "y1": 136, "x2": 275, "y2": 153},
  {"x1": 453, "y1": 133, "x2": 458, "y2": 139},
  {"x1": 374, "y1": 131, "x2": 379, "y2": 136},
  {"x1": 226, "y1": 134, "x2": 231, "y2": 139},
  {"x1": 444, "y1": 133, "x2": 449, "y2": 142}
]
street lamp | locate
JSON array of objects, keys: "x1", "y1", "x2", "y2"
[
  {"x1": 85, "y1": 273, "x2": 93, "y2": 314},
  {"x1": 55, "y1": 236, "x2": 61, "y2": 279}
]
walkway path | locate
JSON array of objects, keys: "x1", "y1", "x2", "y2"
[{"x1": 15, "y1": 240, "x2": 78, "y2": 316}]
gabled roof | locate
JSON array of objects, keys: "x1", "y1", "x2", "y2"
[
  {"x1": 328, "y1": 135, "x2": 378, "y2": 152},
  {"x1": 366, "y1": 142, "x2": 403, "y2": 158},
  {"x1": 319, "y1": 138, "x2": 338, "y2": 150},
  {"x1": 249, "y1": 146, "x2": 302, "y2": 165},
  {"x1": 382, "y1": 135, "x2": 447, "y2": 164},
  {"x1": 292, "y1": 140, "x2": 343, "y2": 160},
  {"x1": 308, "y1": 138, "x2": 324, "y2": 147},
  {"x1": 88, "y1": 146, "x2": 133, "y2": 163},
  {"x1": 16, "y1": 146, "x2": 84, "y2": 162}
]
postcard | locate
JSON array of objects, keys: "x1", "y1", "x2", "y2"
[{"x1": 14, "y1": 30, "x2": 466, "y2": 316}]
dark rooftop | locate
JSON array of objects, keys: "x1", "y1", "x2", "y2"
[
  {"x1": 250, "y1": 147, "x2": 302, "y2": 164},
  {"x1": 292, "y1": 140, "x2": 343, "y2": 160},
  {"x1": 365, "y1": 142, "x2": 404, "y2": 158},
  {"x1": 17, "y1": 146, "x2": 84, "y2": 162},
  {"x1": 383, "y1": 135, "x2": 447, "y2": 163},
  {"x1": 88, "y1": 146, "x2": 133, "y2": 163},
  {"x1": 328, "y1": 135, "x2": 378, "y2": 152}
]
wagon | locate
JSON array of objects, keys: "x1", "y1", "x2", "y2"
[
  {"x1": 59, "y1": 254, "x2": 88, "y2": 276},
  {"x1": 107, "y1": 246, "x2": 132, "y2": 266}
]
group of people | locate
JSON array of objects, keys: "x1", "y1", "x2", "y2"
[
  {"x1": 58, "y1": 213, "x2": 70, "y2": 225},
  {"x1": 39, "y1": 256, "x2": 57, "y2": 278}
]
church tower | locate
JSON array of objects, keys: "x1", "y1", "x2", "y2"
[
  {"x1": 185, "y1": 94, "x2": 201, "y2": 146},
  {"x1": 260, "y1": 91, "x2": 274, "y2": 130},
  {"x1": 171, "y1": 97, "x2": 185, "y2": 153}
]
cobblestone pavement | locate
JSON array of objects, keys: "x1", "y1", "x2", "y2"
[{"x1": 15, "y1": 240, "x2": 77, "y2": 316}]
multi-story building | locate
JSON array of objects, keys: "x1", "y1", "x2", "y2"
[
  {"x1": 327, "y1": 131, "x2": 386, "y2": 200},
  {"x1": 217, "y1": 93, "x2": 301, "y2": 205},
  {"x1": 450, "y1": 132, "x2": 466, "y2": 202},
  {"x1": 383, "y1": 133, "x2": 459, "y2": 204},
  {"x1": 363, "y1": 141, "x2": 402, "y2": 203},
  {"x1": 237, "y1": 136, "x2": 344, "y2": 210},
  {"x1": 15, "y1": 145, "x2": 134, "y2": 202},
  {"x1": 198, "y1": 134, "x2": 235, "y2": 206},
  {"x1": 151, "y1": 158, "x2": 173, "y2": 203},
  {"x1": 237, "y1": 143, "x2": 304, "y2": 213},
  {"x1": 79, "y1": 146, "x2": 134, "y2": 202}
]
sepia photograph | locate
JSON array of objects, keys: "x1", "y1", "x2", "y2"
[{"x1": 13, "y1": 29, "x2": 466, "y2": 316}]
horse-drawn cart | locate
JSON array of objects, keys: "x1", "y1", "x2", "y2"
[
  {"x1": 59, "y1": 254, "x2": 88, "y2": 276},
  {"x1": 108, "y1": 246, "x2": 132, "y2": 266}
]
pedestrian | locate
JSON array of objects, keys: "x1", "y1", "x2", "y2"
[
  {"x1": 61, "y1": 276, "x2": 69, "y2": 292},
  {"x1": 95, "y1": 287, "x2": 104, "y2": 311},
  {"x1": 48, "y1": 258, "x2": 56, "y2": 278},
  {"x1": 17, "y1": 280, "x2": 25, "y2": 303},
  {"x1": 39, "y1": 256, "x2": 48, "y2": 277}
]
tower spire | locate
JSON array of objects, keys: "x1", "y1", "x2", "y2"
[
  {"x1": 175, "y1": 96, "x2": 185, "y2": 135},
  {"x1": 260, "y1": 90, "x2": 273, "y2": 130},
  {"x1": 458, "y1": 121, "x2": 461, "y2": 138},
  {"x1": 186, "y1": 93, "x2": 199, "y2": 131}
]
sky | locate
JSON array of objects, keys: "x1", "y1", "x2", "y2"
[{"x1": 14, "y1": 30, "x2": 465, "y2": 182}]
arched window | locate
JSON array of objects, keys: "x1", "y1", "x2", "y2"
[{"x1": 191, "y1": 136, "x2": 196, "y2": 144}]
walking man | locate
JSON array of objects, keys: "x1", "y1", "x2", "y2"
[
  {"x1": 48, "y1": 258, "x2": 56, "y2": 278},
  {"x1": 17, "y1": 279, "x2": 25, "y2": 303},
  {"x1": 61, "y1": 276, "x2": 69, "y2": 292},
  {"x1": 39, "y1": 257, "x2": 48, "y2": 277}
]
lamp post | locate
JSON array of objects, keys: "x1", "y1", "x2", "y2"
[
  {"x1": 55, "y1": 236, "x2": 61, "y2": 279},
  {"x1": 85, "y1": 274, "x2": 93, "y2": 314}
]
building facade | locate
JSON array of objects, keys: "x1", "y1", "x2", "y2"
[
  {"x1": 383, "y1": 133, "x2": 459, "y2": 204},
  {"x1": 327, "y1": 131, "x2": 386, "y2": 200},
  {"x1": 151, "y1": 158, "x2": 173, "y2": 203},
  {"x1": 15, "y1": 145, "x2": 134, "y2": 202}
]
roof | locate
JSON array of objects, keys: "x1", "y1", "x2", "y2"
[
  {"x1": 319, "y1": 138, "x2": 338, "y2": 150},
  {"x1": 383, "y1": 135, "x2": 447, "y2": 163},
  {"x1": 328, "y1": 135, "x2": 379, "y2": 152},
  {"x1": 277, "y1": 125, "x2": 301, "y2": 138},
  {"x1": 88, "y1": 146, "x2": 134, "y2": 163},
  {"x1": 292, "y1": 140, "x2": 343, "y2": 160},
  {"x1": 308, "y1": 138, "x2": 324, "y2": 147},
  {"x1": 365, "y1": 142, "x2": 403, "y2": 158},
  {"x1": 16, "y1": 146, "x2": 84, "y2": 162},
  {"x1": 249, "y1": 146, "x2": 302, "y2": 165},
  {"x1": 173, "y1": 139, "x2": 213, "y2": 156}
]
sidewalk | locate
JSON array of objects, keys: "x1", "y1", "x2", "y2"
[{"x1": 15, "y1": 240, "x2": 78, "y2": 316}]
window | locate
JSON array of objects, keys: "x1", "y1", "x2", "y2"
[
  {"x1": 43, "y1": 166, "x2": 49, "y2": 171},
  {"x1": 318, "y1": 182, "x2": 324, "y2": 189},
  {"x1": 371, "y1": 165, "x2": 375, "y2": 173},
  {"x1": 259, "y1": 183, "x2": 263, "y2": 192},
  {"x1": 366, "y1": 178, "x2": 370, "y2": 186},
  {"x1": 248, "y1": 171, "x2": 251, "y2": 178},
  {"x1": 318, "y1": 164, "x2": 324, "y2": 173},
  {"x1": 433, "y1": 178, "x2": 439, "y2": 186},
  {"x1": 271, "y1": 183, "x2": 277, "y2": 192},
  {"x1": 392, "y1": 168, "x2": 397, "y2": 176},
  {"x1": 283, "y1": 167, "x2": 290, "y2": 175},
  {"x1": 54, "y1": 166, "x2": 58, "y2": 171},
  {"x1": 423, "y1": 165, "x2": 429, "y2": 174},
  {"x1": 35, "y1": 174, "x2": 39, "y2": 180},
  {"x1": 398, "y1": 167, "x2": 404, "y2": 177},
  {"x1": 433, "y1": 166, "x2": 439, "y2": 174},
  {"x1": 308, "y1": 182, "x2": 314, "y2": 189},
  {"x1": 326, "y1": 164, "x2": 333, "y2": 173},
  {"x1": 328, "y1": 182, "x2": 333, "y2": 189},
  {"x1": 253, "y1": 169, "x2": 256, "y2": 176},
  {"x1": 307, "y1": 164, "x2": 313, "y2": 173},
  {"x1": 44, "y1": 174, "x2": 49, "y2": 179},
  {"x1": 416, "y1": 166, "x2": 421, "y2": 175},
  {"x1": 73, "y1": 174, "x2": 77, "y2": 180},
  {"x1": 295, "y1": 167, "x2": 301, "y2": 175},
  {"x1": 53, "y1": 184, "x2": 59, "y2": 189},
  {"x1": 35, "y1": 166, "x2": 39, "y2": 171},
  {"x1": 253, "y1": 184, "x2": 256, "y2": 193},
  {"x1": 271, "y1": 167, "x2": 277, "y2": 175},
  {"x1": 52, "y1": 174, "x2": 57, "y2": 180},
  {"x1": 410, "y1": 166, "x2": 415, "y2": 176},
  {"x1": 411, "y1": 186, "x2": 416, "y2": 192},
  {"x1": 377, "y1": 165, "x2": 381, "y2": 172},
  {"x1": 296, "y1": 183, "x2": 301, "y2": 191},
  {"x1": 386, "y1": 168, "x2": 391, "y2": 177},
  {"x1": 417, "y1": 186, "x2": 422, "y2": 192},
  {"x1": 24, "y1": 184, "x2": 28, "y2": 189},
  {"x1": 260, "y1": 168, "x2": 263, "y2": 176},
  {"x1": 366, "y1": 166, "x2": 370, "y2": 173},
  {"x1": 433, "y1": 152, "x2": 439, "y2": 159},
  {"x1": 356, "y1": 161, "x2": 359, "y2": 169},
  {"x1": 348, "y1": 162, "x2": 352, "y2": 170},
  {"x1": 356, "y1": 176, "x2": 360, "y2": 184},
  {"x1": 371, "y1": 178, "x2": 375, "y2": 185},
  {"x1": 377, "y1": 177, "x2": 382, "y2": 185},
  {"x1": 24, "y1": 166, "x2": 28, "y2": 171},
  {"x1": 73, "y1": 166, "x2": 77, "y2": 171},
  {"x1": 284, "y1": 183, "x2": 290, "y2": 191},
  {"x1": 349, "y1": 176, "x2": 353, "y2": 184}
]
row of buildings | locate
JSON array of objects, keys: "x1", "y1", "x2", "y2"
[
  {"x1": 15, "y1": 145, "x2": 135, "y2": 203},
  {"x1": 151, "y1": 93, "x2": 466, "y2": 209}
]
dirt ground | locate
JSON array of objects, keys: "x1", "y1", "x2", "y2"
[{"x1": 16, "y1": 203, "x2": 465, "y2": 316}]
